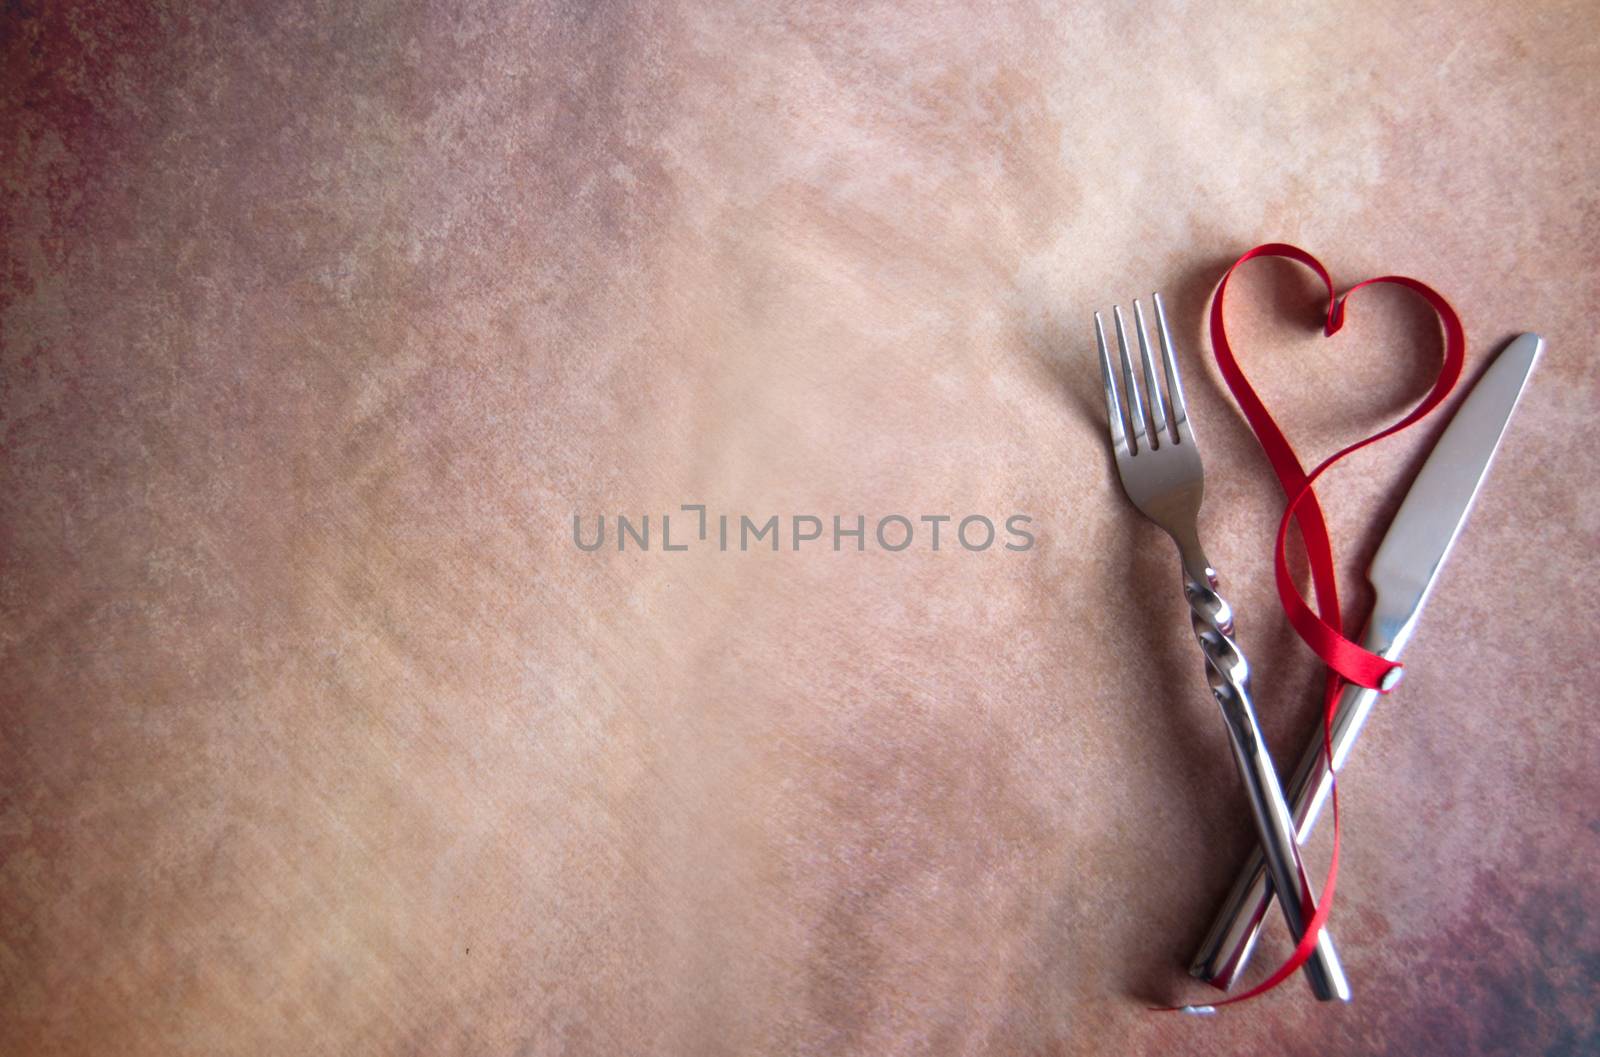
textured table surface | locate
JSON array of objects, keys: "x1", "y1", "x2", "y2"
[{"x1": 4, "y1": 3, "x2": 1598, "y2": 1054}]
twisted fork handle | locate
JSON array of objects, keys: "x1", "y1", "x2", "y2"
[{"x1": 1180, "y1": 555, "x2": 1351, "y2": 1002}]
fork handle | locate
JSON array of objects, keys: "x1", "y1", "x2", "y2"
[
  {"x1": 1189, "y1": 613, "x2": 1405, "y2": 989},
  {"x1": 1180, "y1": 554, "x2": 1352, "y2": 1002}
]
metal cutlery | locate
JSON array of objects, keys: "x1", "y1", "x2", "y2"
[
  {"x1": 1095, "y1": 295, "x2": 1351, "y2": 1002},
  {"x1": 1190, "y1": 332, "x2": 1545, "y2": 990}
]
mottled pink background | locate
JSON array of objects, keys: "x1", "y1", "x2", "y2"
[{"x1": 3, "y1": 2, "x2": 1598, "y2": 1055}]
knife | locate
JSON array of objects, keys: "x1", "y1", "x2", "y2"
[{"x1": 1188, "y1": 332, "x2": 1544, "y2": 990}]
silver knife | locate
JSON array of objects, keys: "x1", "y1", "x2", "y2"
[{"x1": 1189, "y1": 332, "x2": 1544, "y2": 990}]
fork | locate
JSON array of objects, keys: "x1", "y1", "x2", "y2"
[{"x1": 1094, "y1": 295, "x2": 1351, "y2": 1003}]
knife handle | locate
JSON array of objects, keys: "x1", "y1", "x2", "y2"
[
  {"x1": 1187, "y1": 678, "x2": 1377, "y2": 988},
  {"x1": 1181, "y1": 554, "x2": 1351, "y2": 1002},
  {"x1": 1190, "y1": 611, "x2": 1403, "y2": 990}
]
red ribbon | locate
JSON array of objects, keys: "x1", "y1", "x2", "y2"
[{"x1": 1165, "y1": 244, "x2": 1466, "y2": 1010}]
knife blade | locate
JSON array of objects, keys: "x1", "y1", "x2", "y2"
[{"x1": 1188, "y1": 332, "x2": 1544, "y2": 990}]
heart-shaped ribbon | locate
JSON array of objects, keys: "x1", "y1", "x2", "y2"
[{"x1": 1174, "y1": 243, "x2": 1466, "y2": 1009}]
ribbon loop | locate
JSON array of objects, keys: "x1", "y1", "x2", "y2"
[
  {"x1": 1209, "y1": 247, "x2": 1466, "y2": 692},
  {"x1": 1161, "y1": 244, "x2": 1465, "y2": 1010}
]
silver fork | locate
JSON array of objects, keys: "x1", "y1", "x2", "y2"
[{"x1": 1094, "y1": 295, "x2": 1351, "y2": 1003}]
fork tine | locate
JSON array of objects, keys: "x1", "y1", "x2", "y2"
[
  {"x1": 1111, "y1": 305, "x2": 1146, "y2": 453},
  {"x1": 1132, "y1": 299, "x2": 1169, "y2": 445},
  {"x1": 1094, "y1": 311, "x2": 1128, "y2": 454},
  {"x1": 1152, "y1": 292, "x2": 1190, "y2": 443}
]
